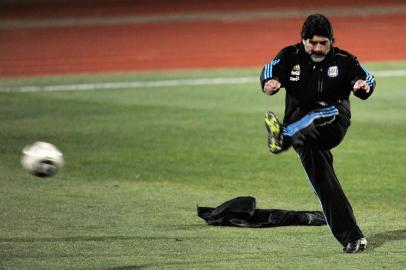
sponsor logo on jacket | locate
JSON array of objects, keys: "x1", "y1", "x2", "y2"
[{"x1": 290, "y1": 64, "x2": 301, "y2": 81}]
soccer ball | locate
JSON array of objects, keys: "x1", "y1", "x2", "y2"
[{"x1": 21, "y1": 141, "x2": 64, "y2": 177}]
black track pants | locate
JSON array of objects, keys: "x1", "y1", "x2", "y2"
[{"x1": 284, "y1": 103, "x2": 364, "y2": 246}]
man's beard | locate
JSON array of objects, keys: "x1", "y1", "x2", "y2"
[{"x1": 310, "y1": 53, "x2": 326, "y2": 62}]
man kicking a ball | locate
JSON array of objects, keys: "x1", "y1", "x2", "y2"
[{"x1": 260, "y1": 14, "x2": 375, "y2": 253}]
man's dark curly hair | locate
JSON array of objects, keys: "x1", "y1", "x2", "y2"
[{"x1": 301, "y1": 14, "x2": 334, "y2": 41}]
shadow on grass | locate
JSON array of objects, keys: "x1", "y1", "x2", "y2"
[
  {"x1": 0, "y1": 235, "x2": 194, "y2": 243},
  {"x1": 107, "y1": 258, "x2": 261, "y2": 270},
  {"x1": 109, "y1": 266, "x2": 151, "y2": 270},
  {"x1": 0, "y1": 225, "x2": 208, "y2": 243},
  {"x1": 369, "y1": 229, "x2": 406, "y2": 251}
]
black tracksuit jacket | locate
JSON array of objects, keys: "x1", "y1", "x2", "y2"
[
  {"x1": 260, "y1": 42, "x2": 377, "y2": 246},
  {"x1": 260, "y1": 42, "x2": 376, "y2": 125}
]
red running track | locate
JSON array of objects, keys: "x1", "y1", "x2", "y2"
[{"x1": 1, "y1": 1, "x2": 406, "y2": 77}]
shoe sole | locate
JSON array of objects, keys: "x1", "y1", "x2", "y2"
[{"x1": 264, "y1": 112, "x2": 283, "y2": 153}]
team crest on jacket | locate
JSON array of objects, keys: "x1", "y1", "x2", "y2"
[
  {"x1": 290, "y1": 64, "x2": 301, "y2": 81},
  {"x1": 328, "y1": 66, "x2": 339, "y2": 77}
]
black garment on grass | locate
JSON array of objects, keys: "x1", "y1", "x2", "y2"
[{"x1": 197, "y1": 196, "x2": 326, "y2": 228}]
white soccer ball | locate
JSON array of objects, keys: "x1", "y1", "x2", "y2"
[{"x1": 21, "y1": 141, "x2": 64, "y2": 177}]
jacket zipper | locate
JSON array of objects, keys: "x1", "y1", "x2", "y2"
[{"x1": 317, "y1": 67, "x2": 323, "y2": 92}]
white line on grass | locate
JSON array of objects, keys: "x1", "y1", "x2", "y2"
[{"x1": 0, "y1": 69, "x2": 405, "y2": 93}]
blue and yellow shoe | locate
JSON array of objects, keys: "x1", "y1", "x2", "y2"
[{"x1": 264, "y1": 111, "x2": 283, "y2": 154}]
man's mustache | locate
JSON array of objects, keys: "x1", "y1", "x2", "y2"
[{"x1": 312, "y1": 52, "x2": 326, "y2": 56}]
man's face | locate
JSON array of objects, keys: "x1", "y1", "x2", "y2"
[{"x1": 302, "y1": 35, "x2": 332, "y2": 62}]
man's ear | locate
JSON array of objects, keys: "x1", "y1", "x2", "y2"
[{"x1": 302, "y1": 39, "x2": 306, "y2": 46}]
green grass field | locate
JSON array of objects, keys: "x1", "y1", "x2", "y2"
[{"x1": 0, "y1": 63, "x2": 405, "y2": 269}]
